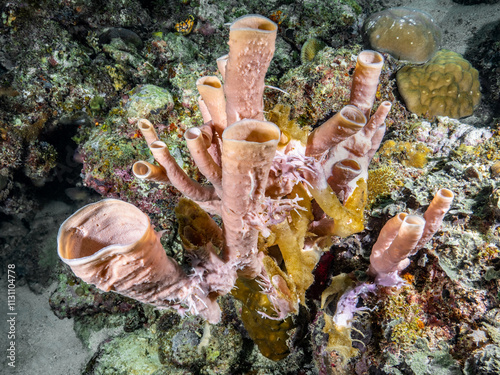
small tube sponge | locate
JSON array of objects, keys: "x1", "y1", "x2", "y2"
[
  {"x1": 396, "y1": 49, "x2": 481, "y2": 118},
  {"x1": 363, "y1": 7, "x2": 441, "y2": 64}
]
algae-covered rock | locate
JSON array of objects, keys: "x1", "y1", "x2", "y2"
[
  {"x1": 277, "y1": 46, "x2": 364, "y2": 127},
  {"x1": 157, "y1": 32, "x2": 199, "y2": 63},
  {"x1": 382, "y1": 338, "x2": 462, "y2": 375},
  {"x1": 49, "y1": 272, "x2": 139, "y2": 319},
  {"x1": 125, "y1": 84, "x2": 174, "y2": 119},
  {"x1": 157, "y1": 313, "x2": 243, "y2": 375},
  {"x1": 465, "y1": 345, "x2": 500, "y2": 375},
  {"x1": 397, "y1": 49, "x2": 481, "y2": 118},
  {"x1": 99, "y1": 27, "x2": 143, "y2": 50}
]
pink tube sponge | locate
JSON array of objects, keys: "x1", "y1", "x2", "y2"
[
  {"x1": 368, "y1": 214, "x2": 425, "y2": 281},
  {"x1": 57, "y1": 199, "x2": 223, "y2": 323},
  {"x1": 368, "y1": 188, "x2": 454, "y2": 285}
]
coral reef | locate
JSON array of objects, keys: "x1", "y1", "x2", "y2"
[
  {"x1": 56, "y1": 11, "x2": 458, "y2": 371},
  {"x1": 363, "y1": 7, "x2": 442, "y2": 63},
  {"x1": 396, "y1": 49, "x2": 481, "y2": 119},
  {"x1": 1, "y1": 0, "x2": 499, "y2": 374}
]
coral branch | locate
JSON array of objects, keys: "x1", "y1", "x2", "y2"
[
  {"x1": 349, "y1": 50, "x2": 385, "y2": 118},
  {"x1": 57, "y1": 199, "x2": 222, "y2": 323},
  {"x1": 416, "y1": 188, "x2": 455, "y2": 249},
  {"x1": 132, "y1": 161, "x2": 170, "y2": 184},
  {"x1": 369, "y1": 214, "x2": 425, "y2": 282},
  {"x1": 185, "y1": 126, "x2": 223, "y2": 196},
  {"x1": 196, "y1": 76, "x2": 227, "y2": 135},
  {"x1": 328, "y1": 159, "x2": 362, "y2": 201},
  {"x1": 305, "y1": 105, "x2": 366, "y2": 158},
  {"x1": 137, "y1": 118, "x2": 159, "y2": 146}
]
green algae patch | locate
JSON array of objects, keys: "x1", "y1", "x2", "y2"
[
  {"x1": 88, "y1": 329, "x2": 162, "y2": 375},
  {"x1": 125, "y1": 84, "x2": 174, "y2": 119}
]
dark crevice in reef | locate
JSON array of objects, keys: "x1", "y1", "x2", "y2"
[{"x1": 464, "y1": 19, "x2": 500, "y2": 120}]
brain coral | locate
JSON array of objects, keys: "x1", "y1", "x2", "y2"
[
  {"x1": 396, "y1": 49, "x2": 481, "y2": 119},
  {"x1": 363, "y1": 7, "x2": 441, "y2": 63},
  {"x1": 301, "y1": 37, "x2": 326, "y2": 64}
]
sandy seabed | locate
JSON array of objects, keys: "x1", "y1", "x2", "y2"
[{"x1": 0, "y1": 278, "x2": 89, "y2": 375}]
